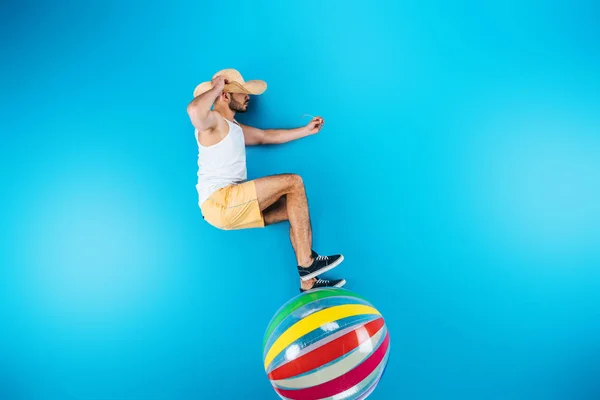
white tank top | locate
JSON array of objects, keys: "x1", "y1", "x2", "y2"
[{"x1": 195, "y1": 117, "x2": 247, "y2": 206}]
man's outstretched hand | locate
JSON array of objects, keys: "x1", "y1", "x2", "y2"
[{"x1": 305, "y1": 116, "x2": 325, "y2": 135}]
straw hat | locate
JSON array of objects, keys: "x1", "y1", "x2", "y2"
[{"x1": 193, "y1": 69, "x2": 267, "y2": 97}]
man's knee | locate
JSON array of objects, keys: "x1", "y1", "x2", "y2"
[{"x1": 287, "y1": 174, "x2": 304, "y2": 190}]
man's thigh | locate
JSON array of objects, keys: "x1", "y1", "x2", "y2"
[{"x1": 253, "y1": 174, "x2": 300, "y2": 211}]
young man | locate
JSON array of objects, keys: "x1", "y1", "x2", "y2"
[{"x1": 187, "y1": 69, "x2": 345, "y2": 292}]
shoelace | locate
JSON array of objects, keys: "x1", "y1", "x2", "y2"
[
  {"x1": 316, "y1": 255, "x2": 329, "y2": 261},
  {"x1": 316, "y1": 279, "x2": 330, "y2": 285}
]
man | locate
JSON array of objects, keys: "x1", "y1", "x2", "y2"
[{"x1": 187, "y1": 69, "x2": 345, "y2": 292}]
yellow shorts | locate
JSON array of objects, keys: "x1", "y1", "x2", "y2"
[{"x1": 200, "y1": 181, "x2": 265, "y2": 230}]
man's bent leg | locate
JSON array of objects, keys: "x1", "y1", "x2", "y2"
[
  {"x1": 204, "y1": 177, "x2": 345, "y2": 289},
  {"x1": 254, "y1": 174, "x2": 312, "y2": 267},
  {"x1": 263, "y1": 196, "x2": 320, "y2": 290},
  {"x1": 254, "y1": 174, "x2": 344, "y2": 283},
  {"x1": 262, "y1": 196, "x2": 324, "y2": 290}
]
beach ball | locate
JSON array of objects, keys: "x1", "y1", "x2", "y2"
[{"x1": 262, "y1": 288, "x2": 390, "y2": 399}]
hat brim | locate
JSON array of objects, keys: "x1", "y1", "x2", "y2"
[{"x1": 193, "y1": 79, "x2": 267, "y2": 98}]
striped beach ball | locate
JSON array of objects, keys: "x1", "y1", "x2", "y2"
[{"x1": 262, "y1": 288, "x2": 390, "y2": 400}]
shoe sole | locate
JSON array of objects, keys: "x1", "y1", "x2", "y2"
[
  {"x1": 300, "y1": 279, "x2": 347, "y2": 293},
  {"x1": 300, "y1": 255, "x2": 345, "y2": 281},
  {"x1": 335, "y1": 279, "x2": 347, "y2": 288}
]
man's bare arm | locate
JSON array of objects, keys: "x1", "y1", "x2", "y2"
[
  {"x1": 240, "y1": 117, "x2": 324, "y2": 145},
  {"x1": 186, "y1": 76, "x2": 227, "y2": 131}
]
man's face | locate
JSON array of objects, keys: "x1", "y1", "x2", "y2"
[{"x1": 229, "y1": 92, "x2": 249, "y2": 113}]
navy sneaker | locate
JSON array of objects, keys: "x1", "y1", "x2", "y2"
[
  {"x1": 297, "y1": 250, "x2": 344, "y2": 281},
  {"x1": 300, "y1": 277, "x2": 347, "y2": 292}
]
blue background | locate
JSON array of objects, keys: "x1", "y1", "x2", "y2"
[{"x1": 2, "y1": 0, "x2": 600, "y2": 399}]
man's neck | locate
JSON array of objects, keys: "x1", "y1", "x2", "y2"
[{"x1": 213, "y1": 104, "x2": 236, "y2": 122}]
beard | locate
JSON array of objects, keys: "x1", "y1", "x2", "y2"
[{"x1": 229, "y1": 98, "x2": 248, "y2": 113}]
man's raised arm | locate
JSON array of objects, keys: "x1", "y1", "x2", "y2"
[{"x1": 187, "y1": 76, "x2": 227, "y2": 131}]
